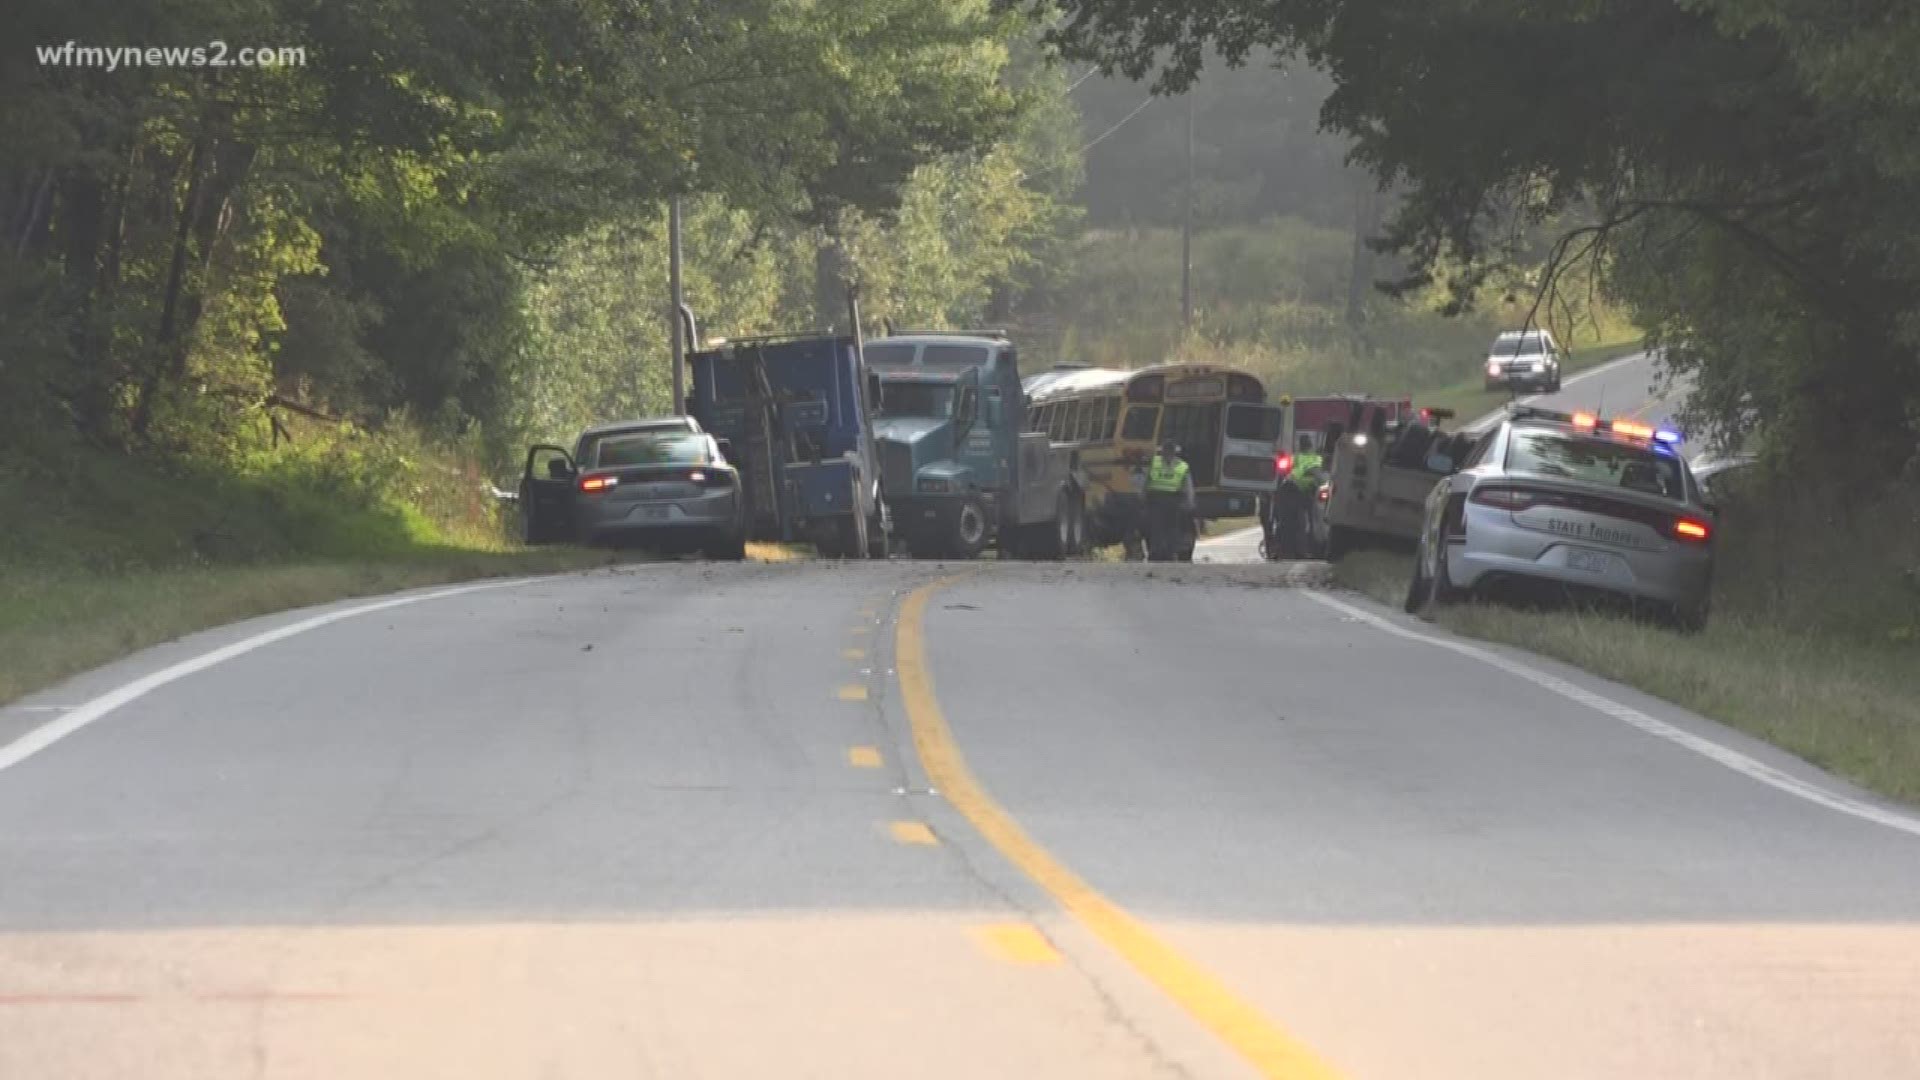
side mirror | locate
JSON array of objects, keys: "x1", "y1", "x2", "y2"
[{"x1": 547, "y1": 459, "x2": 572, "y2": 481}]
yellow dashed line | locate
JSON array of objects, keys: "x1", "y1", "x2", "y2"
[
  {"x1": 847, "y1": 746, "x2": 883, "y2": 769},
  {"x1": 837, "y1": 684, "x2": 869, "y2": 702},
  {"x1": 888, "y1": 821, "x2": 938, "y2": 846},
  {"x1": 843, "y1": 647, "x2": 867, "y2": 661},
  {"x1": 896, "y1": 578, "x2": 1346, "y2": 1080},
  {"x1": 847, "y1": 626, "x2": 872, "y2": 637},
  {"x1": 972, "y1": 923, "x2": 1063, "y2": 966}
]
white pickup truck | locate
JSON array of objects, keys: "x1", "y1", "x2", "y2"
[{"x1": 1321, "y1": 407, "x2": 1480, "y2": 559}]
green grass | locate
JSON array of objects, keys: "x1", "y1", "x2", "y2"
[
  {"x1": 0, "y1": 439, "x2": 665, "y2": 707},
  {"x1": 0, "y1": 552, "x2": 623, "y2": 706},
  {"x1": 1329, "y1": 476, "x2": 1920, "y2": 803}
]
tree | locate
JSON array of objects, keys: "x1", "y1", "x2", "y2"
[{"x1": 1018, "y1": 0, "x2": 1920, "y2": 469}]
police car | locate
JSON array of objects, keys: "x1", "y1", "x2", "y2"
[{"x1": 1404, "y1": 406, "x2": 1715, "y2": 630}]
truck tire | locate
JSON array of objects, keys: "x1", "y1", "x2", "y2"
[
  {"x1": 1066, "y1": 491, "x2": 1088, "y2": 556},
  {"x1": 840, "y1": 510, "x2": 870, "y2": 560},
  {"x1": 812, "y1": 523, "x2": 843, "y2": 559},
  {"x1": 949, "y1": 496, "x2": 988, "y2": 560},
  {"x1": 1030, "y1": 489, "x2": 1077, "y2": 561}
]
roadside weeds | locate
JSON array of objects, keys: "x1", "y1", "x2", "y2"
[{"x1": 1330, "y1": 550, "x2": 1920, "y2": 804}]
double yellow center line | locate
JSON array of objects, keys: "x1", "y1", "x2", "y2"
[{"x1": 894, "y1": 579, "x2": 1345, "y2": 1080}]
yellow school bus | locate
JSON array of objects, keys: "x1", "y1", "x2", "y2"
[{"x1": 1021, "y1": 362, "x2": 1284, "y2": 548}]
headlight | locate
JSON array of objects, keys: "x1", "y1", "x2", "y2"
[
  {"x1": 1531, "y1": 361, "x2": 1546, "y2": 372},
  {"x1": 1486, "y1": 361, "x2": 1501, "y2": 376}
]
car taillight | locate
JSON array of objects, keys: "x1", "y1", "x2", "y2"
[
  {"x1": 1317, "y1": 483, "x2": 1330, "y2": 503},
  {"x1": 1470, "y1": 485, "x2": 1539, "y2": 510},
  {"x1": 578, "y1": 473, "x2": 618, "y2": 493},
  {"x1": 1673, "y1": 518, "x2": 1711, "y2": 543},
  {"x1": 1276, "y1": 452, "x2": 1293, "y2": 475}
]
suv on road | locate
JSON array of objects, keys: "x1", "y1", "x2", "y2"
[{"x1": 1484, "y1": 330, "x2": 1564, "y2": 393}]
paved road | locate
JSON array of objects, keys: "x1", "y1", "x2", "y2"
[{"x1": 3, "y1": 554, "x2": 1918, "y2": 1079}]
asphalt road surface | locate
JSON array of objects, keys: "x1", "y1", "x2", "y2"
[{"x1": 4, "y1": 548, "x2": 1918, "y2": 1080}]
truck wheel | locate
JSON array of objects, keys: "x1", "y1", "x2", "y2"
[
  {"x1": 812, "y1": 524, "x2": 844, "y2": 559},
  {"x1": 839, "y1": 511, "x2": 870, "y2": 560},
  {"x1": 949, "y1": 497, "x2": 988, "y2": 560},
  {"x1": 1031, "y1": 490, "x2": 1076, "y2": 561},
  {"x1": 1066, "y1": 492, "x2": 1088, "y2": 557}
]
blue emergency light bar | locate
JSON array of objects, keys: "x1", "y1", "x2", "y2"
[{"x1": 1654, "y1": 429, "x2": 1683, "y2": 445}]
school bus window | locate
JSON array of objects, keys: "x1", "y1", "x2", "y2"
[
  {"x1": 1076, "y1": 400, "x2": 1099, "y2": 442},
  {"x1": 1121, "y1": 405, "x2": 1158, "y2": 441},
  {"x1": 1049, "y1": 405, "x2": 1067, "y2": 442},
  {"x1": 1102, "y1": 397, "x2": 1121, "y2": 440}
]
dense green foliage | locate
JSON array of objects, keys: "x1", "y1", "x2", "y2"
[
  {"x1": 1026, "y1": 0, "x2": 1920, "y2": 470},
  {"x1": 2, "y1": 0, "x2": 1051, "y2": 465}
]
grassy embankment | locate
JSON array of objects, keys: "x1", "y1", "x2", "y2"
[
  {"x1": 0, "y1": 437, "x2": 793, "y2": 708},
  {"x1": 1332, "y1": 476, "x2": 1920, "y2": 803}
]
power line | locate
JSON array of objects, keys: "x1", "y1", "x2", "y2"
[
  {"x1": 1066, "y1": 67, "x2": 1099, "y2": 93},
  {"x1": 1011, "y1": 92, "x2": 1166, "y2": 186},
  {"x1": 1079, "y1": 96, "x2": 1155, "y2": 154}
]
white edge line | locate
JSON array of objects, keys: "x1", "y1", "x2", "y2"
[
  {"x1": 1300, "y1": 590, "x2": 1920, "y2": 841},
  {"x1": 0, "y1": 577, "x2": 536, "y2": 774}
]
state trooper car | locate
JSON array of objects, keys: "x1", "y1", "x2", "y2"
[{"x1": 1405, "y1": 406, "x2": 1716, "y2": 630}]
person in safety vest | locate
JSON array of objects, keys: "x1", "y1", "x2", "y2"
[
  {"x1": 1265, "y1": 433, "x2": 1324, "y2": 559},
  {"x1": 1144, "y1": 438, "x2": 1195, "y2": 562}
]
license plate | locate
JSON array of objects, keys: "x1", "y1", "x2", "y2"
[
  {"x1": 1228, "y1": 498, "x2": 1246, "y2": 512},
  {"x1": 1566, "y1": 548, "x2": 1612, "y2": 573},
  {"x1": 638, "y1": 506, "x2": 671, "y2": 522}
]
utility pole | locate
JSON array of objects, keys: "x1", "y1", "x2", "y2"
[
  {"x1": 1181, "y1": 91, "x2": 1194, "y2": 331},
  {"x1": 669, "y1": 195, "x2": 686, "y2": 415}
]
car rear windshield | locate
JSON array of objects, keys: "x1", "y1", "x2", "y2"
[
  {"x1": 594, "y1": 432, "x2": 709, "y2": 467},
  {"x1": 1505, "y1": 429, "x2": 1686, "y2": 499}
]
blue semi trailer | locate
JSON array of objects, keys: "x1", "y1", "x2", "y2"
[{"x1": 688, "y1": 332, "x2": 888, "y2": 558}]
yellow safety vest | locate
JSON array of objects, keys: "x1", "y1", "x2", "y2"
[
  {"x1": 1147, "y1": 456, "x2": 1189, "y2": 494},
  {"x1": 1291, "y1": 451, "x2": 1323, "y2": 491}
]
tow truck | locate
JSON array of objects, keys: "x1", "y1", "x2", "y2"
[
  {"x1": 862, "y1": 330, "x2": 1085, "y2": 560},
  {"x1": 1320, "y1": 403, "x2": 1478, "y2": 559},
  {"x1": 687, "y1": 328, "x2": 888, "y2": 558}
]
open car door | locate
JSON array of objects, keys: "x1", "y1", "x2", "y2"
[
  {"x1": 1220, "y1": 402, "x2": 1286, "y2": 495},
  {"x1": 519, "y1": 444, "x2": 576, "y2": 544}
]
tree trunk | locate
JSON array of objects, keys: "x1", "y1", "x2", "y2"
[
  {"x1": 814, "y1": 227, "x2": 850, "y2": 332},
  {"x1": 1346, "y1": 173, "x2": 1384, "y2": 328},
  {"x1": 132, "y1": 135, "x2": 210, "y2": 438},
  {"x1": 13, "y1": 168, "x2": 57, "y2": 258}
]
